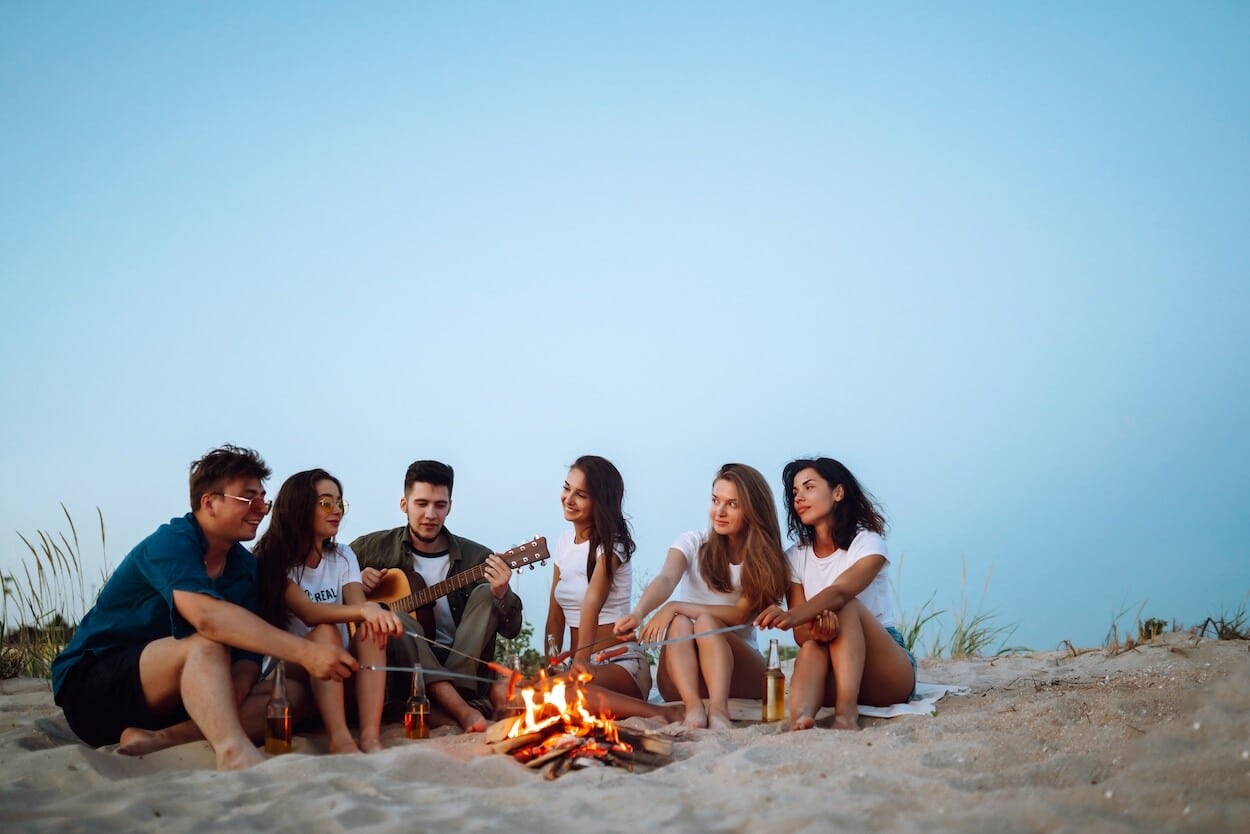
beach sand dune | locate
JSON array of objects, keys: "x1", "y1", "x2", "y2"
[{"x1": 2, "y1": 632, "x2": 1246, "y2": 833}]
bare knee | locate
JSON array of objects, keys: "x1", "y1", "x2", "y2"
[
  {"x1": 694, "y1": 612, "x2": 726, "y2": 631},
  {"x1": 182, "y1": 633, "x2": 231, "y2": 667},
  {"x1": 308, "y1": 624, "x2": 342, "y2": 645},
  {"x1": 668, "y1": 615, "x2": 695, "y2": 635}
]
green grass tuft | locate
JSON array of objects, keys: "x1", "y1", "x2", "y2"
[{"x1": 2, "y1": 506, "x2": 109, "y2": 679}]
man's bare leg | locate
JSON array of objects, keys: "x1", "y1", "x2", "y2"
[{"x1": 127, "y1": 634, "x2": 263, "y2": 769}]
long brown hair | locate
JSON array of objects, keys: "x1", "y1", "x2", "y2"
[
  {"x1": 570, "y1": 455, "x2": 635, "y2": 582},
  {"x1": 697, "y1": 463, "x2": 789, "y2": 614},
  {"x1": 253, "y1": 468, "x2": 342, "y2": 629}
]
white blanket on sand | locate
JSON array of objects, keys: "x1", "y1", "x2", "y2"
[{"x1": 859, "y1": 681, "x2": 967, "y2": 718}]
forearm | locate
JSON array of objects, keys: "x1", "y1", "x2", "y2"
[
  {"x1": 665, "y1": 599, "x2": 752, "y2": 626},
  {"x1": 575, "y1": 600, "x2": 607, "y2": 658},
  {"x1": 545, "y1": 605, "x2": 566, "y2": 650},
  {"x1": 633, "y1": 576, "x2": 678, "y2": 620},
  {"x1": 183, "y1": 594, "x2": 316, "y2": 667}
]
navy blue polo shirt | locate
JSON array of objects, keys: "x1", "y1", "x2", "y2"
[{"x1": 51, "y1": 513, "x2": 260, "y2": 699}]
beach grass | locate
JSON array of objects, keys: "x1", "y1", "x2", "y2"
[
  {"x1": 1, "y1": 506, "x2": 109, "y2": 679},
  {"x1": 895, "y1": 558, "x2": 1022, "y2": 658}
]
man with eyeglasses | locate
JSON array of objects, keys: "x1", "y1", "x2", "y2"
[
  {"x1": 51, "y1": 444, "x2": 358, "y2": 770},
  {"x1": 351, "y1": 459, "x2": 523, "y2": 733}
]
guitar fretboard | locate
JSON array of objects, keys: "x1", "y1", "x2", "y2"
[{"x1": 389, "y1": 537, "x2": 549, "y2": 614}]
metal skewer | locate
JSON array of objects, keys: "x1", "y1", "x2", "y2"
[
  {"x1": 404, "y1": 630, "x2": 515, "y2": 678},
  {"x1": 592, "y1": 623, "x2": 752, "y2": 663},
  {"x1": 361, "y1": 665, "x2": 500, "y2": 687}
]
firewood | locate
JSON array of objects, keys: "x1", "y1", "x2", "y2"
[
  {"x1": 544, "y1": 753, "x2": 577, "y2": 780},
  {"x1": 484, "y1": 716, "x2": 522, "y2": 744},
  {"x1": 611, "y1": 747, "x2": 672, "y2": 768},
  {"x1": 524, "y1": 736, "x2": 582, "y2": 769},
  {"x1": 605, "y1": 751, "x2": 635, "y2": 772},
  {"x1": 490, "y1": 730, "x2": 545, "y2": 755},
  {"x1": 615, "y1": 727, "x2": 674, "y2": 756}
]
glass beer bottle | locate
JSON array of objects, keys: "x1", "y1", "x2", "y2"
[
  {"x1": 265, "y1": 661, "x2": 293, "y2": 754},
  {"x1": 546, "y1": 633, "x2": 566, "y2": 675},
  {"x1": 762, "y1": 638, "x2": 785, "y2": 723},
  {"x1": 502, "y1": 653, "x2": 527, "y2": 719},
  {"x1": 404, "y1": 665, "x2": 430, "y2": 740}
]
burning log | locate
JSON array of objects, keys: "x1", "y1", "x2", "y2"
[{"x1": 485, "y1": 673, "x2": 673, "y2": 779}]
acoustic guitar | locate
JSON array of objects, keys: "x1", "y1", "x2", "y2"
[{"x1": 367, "y1": 536, "x2": 551, "y2": 637}]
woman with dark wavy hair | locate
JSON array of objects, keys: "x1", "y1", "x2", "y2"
[
  {"x1": 254, "y1": 468, "x2": 403, "y2": 753},
  {"x1": 756, "y1": 457, "x2": 916, "y2": 731},
  {"x1": 615, "y1": 463, "x2": 790, "y2": 729},
  {"x1": 544, "y1": 456, "x2": 680, "y2": 721}
]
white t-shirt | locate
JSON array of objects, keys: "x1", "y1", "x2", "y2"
[
  {"x1": 669, "y1": 529, "x2": 756, "y2": 644},
  {"x1": 286, "y1": 543, "x2": 362, "y2": 646},
  {"x1": 552, "y1": 530, "x2": 632, "y2": 628},
  {"x1": 785, "y1": 530, "x2": 895, "y2": 628},
  {"x1": 410, "y1": 550, "x2": 455, "y2": 645}
]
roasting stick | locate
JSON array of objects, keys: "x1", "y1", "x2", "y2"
[
  {"x1": 360, "y1": 665, "x2": 500, "y2": 687},
  {"x1": 403, "y1": 630, "x2": 517, "y2": 678},
  {"x1": 402, "y1": 630, "x2": 524, "y2": 693},
  {"x1": 592, "y1": 623, "x2": 753, "y2": 663},
  {"x1": 546, "y1": 631, "x2": 635, "y2": 667}
]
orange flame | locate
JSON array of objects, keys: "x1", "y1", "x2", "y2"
[{"x1": 505, "y1": 671, "x2": 631, "y2": 753}]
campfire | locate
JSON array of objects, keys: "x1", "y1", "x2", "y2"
[{"x1": 485, "y1": 671, "x2": 673, "y2": 780}]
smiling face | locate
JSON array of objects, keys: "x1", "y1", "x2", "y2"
[
  {"x1": 561, "y1": 467, "x2": 593, "y2": 529},
  {"x1": 791, "y1": 466, "x2": 843, "y2": 527},
  {"x1": 312, "y1": 478, "x2": 343, "y2": 542},
  {"x1": 402, "y1": 481, "x2": 451, "y2": 544},
  {"x1": 709, "y1": 478, "x2": 746, "y2": 539},
  {"x1": 203, "y1": 475, "x2": 269, "y2": 542}
]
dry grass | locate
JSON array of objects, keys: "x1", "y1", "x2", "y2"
[
  {"x1": 1, "y1": 505, "x2": 109, "y2": 679},
  {"x1": 897, "y1": 558, "x2": 1022, "y2": 658}
]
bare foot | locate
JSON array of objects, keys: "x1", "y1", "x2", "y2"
[
  {"x1": 452, "y1": 705, "x2": 487, "y2": 733},
  {"x1": 118, "y1": 727, "x2": 174, "y2": 756},
  {"x1": 831, "y1": 713, "x2": 861, "y2": 731},
  {"x1": 359, "y1": 735, "x2": 384, "y2": 754},
  {"x1": 327, "y1": 732, "x2": 362, "y2": 755},
  {"x1": 217, "y1": 740, "x2": 265, "y2": 770},
  {"x1": 681, "y1": 703, "x2": 708, "y2": 729},
  {"x1": 657, "y1": 704, "x2": 684, "y2": 724},
  {"x1": 707, "y1": 714, "x2": 734, "y2": 731},
  {"x1": 791, "y1": 714, "x2": 816, "y2": 731}
]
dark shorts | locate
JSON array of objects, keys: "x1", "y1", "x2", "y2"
[{"x1": 57, "y1": 645, "x2": 189, "y2": 748}]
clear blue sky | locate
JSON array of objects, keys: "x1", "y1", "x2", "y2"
[{"x1": 2, "y1": 2, "x2": 1247, "y2": 653}]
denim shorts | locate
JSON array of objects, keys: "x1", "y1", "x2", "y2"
[{"x1": 885, "y1": 626, "x2": 918, "y2": 700}]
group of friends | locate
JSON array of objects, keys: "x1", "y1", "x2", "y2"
[{"x1": 50, "y1": 445, "x2": 916, "y2": 770}]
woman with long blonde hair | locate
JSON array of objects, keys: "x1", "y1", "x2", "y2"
[{"x1": 615, "y1": 463, "x2": 789, "y2": 729}]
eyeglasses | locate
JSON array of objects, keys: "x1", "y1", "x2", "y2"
[
  {"x1": 215, "y1": 493, "x2": 273, "y2": 512},
  {"x1": 316, "y1": 498, "x2": 349, "y2": 514}
]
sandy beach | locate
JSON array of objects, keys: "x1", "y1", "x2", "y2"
[{"x1": 2, "y1": 632, "x2": 1246, "y2": 833}]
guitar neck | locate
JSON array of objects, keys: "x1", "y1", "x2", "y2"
[
  {"x1": 385, "y1": 536, "x2": 548, "y2": 614},
  {"x1": 409, "y1": 563, "x2": 488, "y2": 610}
]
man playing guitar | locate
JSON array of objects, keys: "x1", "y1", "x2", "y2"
[{"x1": 352, "y1": 460, "x2": 523, "y2": 733}]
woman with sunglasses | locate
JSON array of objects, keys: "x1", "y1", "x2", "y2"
[{"x1": 255, "y1": 468, "x2": 403, "y2": 753}]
